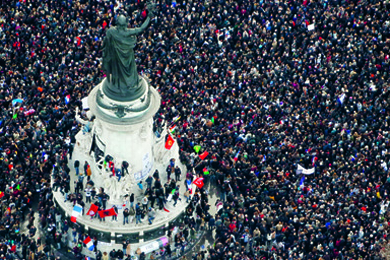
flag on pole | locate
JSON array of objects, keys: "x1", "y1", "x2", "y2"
[
  {"x1": 169, "y1": 125, "x2": 176, "y2": 134},
  {"x1": 98, "y1": 208, "x2": 117, "y2": 218},
  {"x1": 211, "y1": 117, "x2": 215, "y2": 124},
  {"x1": 0, "y1": 191, "x2": 4, "y2": 199},
  {"x1": 83, "y1": 236, "x2": 95, "y2": 251},
  {"x1": 186, "y1": 179, "x2": 192, "y2": 190},
  {"x1": 16, "y1": 184, "x2": 20, "y2": 190},
  {"x1": 299, "y1": 176, "x2": 305, "y2": 188},
  {"x1": 193, "y1": 177, "x2": 204, "y2": 189},
  {"x1": 233, "y1": 150, "x2": 240, "y2": 162},
  {"x1": 165, "y1": 135, "x2": 175, "y2": 150},
  {"x1": 203, "y1": 168, "x2": 210, "y2": 175},
  {"x1": 193, "y1": 145, "x2": 201, "y2": 153},
  {"x1": 312, "y1": 156, "x2": 318, "y2": 166},
  {"x1": 71, "y1": 205, "x2": 83, "y2": 223},
  {"x1": 216, "y1": 201, "x2": 224, "y2": 212},
  {"x1": 199, "y1": 151, "x2": 209, "y2": 160},
  {"x1": 163, "y1": 207, "x2": 170, "y2": 212},
  {"x1": 86, "y1": 204, "x2": 98, "y2": 216},
  {"x1": 65, "y1": 94, "x2": 70, "y2": 104},
  {"x1": 172, "y1": 115, "x2": 181, "y2": 123}
]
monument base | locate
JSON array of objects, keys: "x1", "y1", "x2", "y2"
[{"x1": 76, "y1": 77, "x2": 161, "y2": 202}]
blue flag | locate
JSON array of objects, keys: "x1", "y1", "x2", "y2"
[{"x1": 299, "y1": 176, "x2": 305, "y2": 187}]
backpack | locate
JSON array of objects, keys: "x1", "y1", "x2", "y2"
[
  {"x1": 86, "y1": 167, "x2": 92, "y2": 176},
  {"x1": 129, "y1": 207, "x2": 135, "y2": 215}
]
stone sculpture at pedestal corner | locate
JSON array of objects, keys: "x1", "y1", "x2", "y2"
[{"x1": 102, "y1": 1, "x2": 157, "y2": 102}]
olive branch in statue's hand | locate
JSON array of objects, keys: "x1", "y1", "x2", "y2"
[{"x1": 146, "y1": 1, "x2": 157, "y2": 17}]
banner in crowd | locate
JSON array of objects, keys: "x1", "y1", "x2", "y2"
[
  {"x1": 98, "y1": 208, "x2": 117, "y2": 218},
  {"x1": 216, "y1": 201, "x2": 223, "y2": 212},
  {"x1": 136, "y1": 236, "x2": 169, "y2": 255},
  {"x1": 296, "y1": 164, "x2": 315, "y2": 175},
  {"x1": 193, "y1": 177, "x2": 204, "y2": 189},
  {"x1": 87, "y1": 204, "x2": 98, "y2": 216}
]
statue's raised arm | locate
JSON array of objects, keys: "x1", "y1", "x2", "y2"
[
  {"x1": 102, "y1": 1, "x2": 157, "y2": 101},
  {"x1": 128, "y1": 1, "x2": 157, "y2": 35}
]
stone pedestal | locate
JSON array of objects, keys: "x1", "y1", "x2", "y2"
[{"x1": 78, "y1": 76, "x2": 161, "y2": 202}]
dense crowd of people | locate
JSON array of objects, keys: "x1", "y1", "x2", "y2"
[{"x1": 0, "y1": 0, "x2": 390, "y2": 259}]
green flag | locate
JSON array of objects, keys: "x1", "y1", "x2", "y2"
[
  {"x1": 171, "y1": 188, "x2": 176, "y2": 194},
  {"x1": 12, "y1": 114, "x2": 17, "y2": 119},
  {"x1": 16, "y1": 184, "x2": 20, "y2": 190},
  {"x1": 211, "y1": 117, "x2": 214, "y2": 124},
  {"x1": 194, "y1": 145, "x2": 201, "y2": 153}
]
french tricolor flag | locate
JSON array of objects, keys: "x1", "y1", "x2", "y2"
[
  {"x1": 83, "y1": 236, "x2": 95, "y2": 251},
  {"x1": 71, "y1": 205, "x2": 83, "y2": 223},
  {"x1": 233, "y1": 149, "x2": 240, "y2": 162},
  {"x1": 65, "y1": 94, "x2": 70, "y2": 104},
  {"x1": 186, "y1": 179, "x2": 192, "y2": 190}
]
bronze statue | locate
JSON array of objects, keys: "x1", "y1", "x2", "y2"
[{"x1": 102, "y1": 2, "x2": 156, "y2": 101}]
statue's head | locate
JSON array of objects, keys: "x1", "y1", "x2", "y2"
[{"x1": 117, "y1": 14, "x2": 128, "y2": 28}]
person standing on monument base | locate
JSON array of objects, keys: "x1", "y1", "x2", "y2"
[
  {"x1": 166, "y1": 164, "x2": 173, "y2": 181},
  {"x1": 141, "y1": 195, "x2": 149, "y2": 211},
  {"x1": 84, "y1": 161, "x2": 89, "y2": 176},
  {"x1": 175, "y1": 165, "x2": 182, "y2": 182},
  {"x1": 130, "y1": 193, "x2": 135, "y2": 208},
  {"x1": 145, "y1": 175, "x2": 154, "y2": 189},
  {"x1": 112, "y1": 205, "x2": 118, "y2": 222},
  {"x1": 129, "y1": 206, "x2": 135, "y2": 224},
  {"x1": 98, "y1": 188, "x2": 109, "y2": 210},
  {"x1": 148, "y1": 207, "x2": 156, "y2": 225},
  {"x1": 121, "y1": 161, "x2": 129, "y2": 176},
  {"x1": 123, "y1": 208, "x2": 130, "y2": 225},
  {"x1": 74, "y1": 160, "x2": 80, "y2": 176},
  {"x1": 153, "y1": 169, "x2": 160, "y2": 180},
  {"x1": 135, "y1": 203, "x2": 143, "y2": 224}
]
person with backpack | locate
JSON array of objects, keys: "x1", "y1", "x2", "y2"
[
  {"x1": 129, "y1": 206, "x2": 135, "y2": 223},
  {"x1": 86, "y1": 164, "x2": 92, "y2": 181},
  {"x1": 84, "y1": 161, "x2": 89, "y2": 175}
]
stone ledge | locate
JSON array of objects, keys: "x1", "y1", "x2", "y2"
[{"x1": 53, "y1": 190, "x2": 188, "y2": 235}]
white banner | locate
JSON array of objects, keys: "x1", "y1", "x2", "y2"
[
  {"x1": 296, "y1": 164, "x2": 315, "y2": 175},
  {"x1": 137, "y1": 241, "x2": 160, "y2": 255},
  {"x1": 82, "y1": 97, "x2": 89, "y2": 109},
  {"x1": 216, "y1": 201, "x2": 224, "y2": 212}
]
